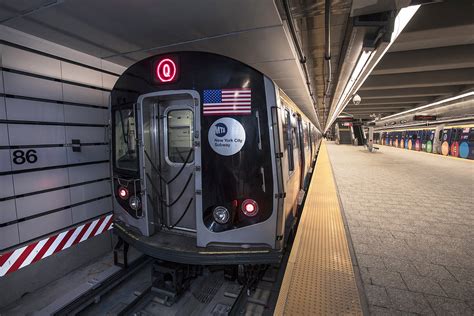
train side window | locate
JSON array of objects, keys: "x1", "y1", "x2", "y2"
[
  {"x1": 469, "y1": 130, "x2": 474, "y2": 142},
  {"x1": 114, "y1": 108, "x2": 138, "y2": 171},
  {"x1": 455, "y1": 128, "x2": 462, "y2": 141},
  {"x1": 292, "y1": 124, "x2": 298, "y2": 149},
  {"x1": 166, "y1": 109, "x2": 194, "y2": 164},
  {"x1": 285, "y1": 109, "x2": 295, "y2": 172},
  {"x1": 282, "y1": 110, "x2": 289, "y2": 151},
  {"x1": 304, "y1": 124, "x2": 311, "y2": 149}
]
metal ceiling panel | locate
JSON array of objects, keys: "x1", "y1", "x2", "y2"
[
  {"x1": 0, "y1": 0, "x2": 319, "y2": 124},
  {"x1": 346, "y1": 0, "x2": 474, "y2": 120},
  {"x1": 0, "y1": 0, "x2": 53, "y2": 22},
  {"x1": 4, "y1": 0, "x2": 281, "y2": 59}
]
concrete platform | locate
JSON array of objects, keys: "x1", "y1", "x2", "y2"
[
  {"x1": 326, "y1": 142, "x2": 474, "y2": 315},
  {"x1": 275, "y1": 142, "x2": 362, "y2": 315}
]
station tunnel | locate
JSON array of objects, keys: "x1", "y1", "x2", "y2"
[{"x1": 0, "y1": 0, "x2": 473, "y2": 315}]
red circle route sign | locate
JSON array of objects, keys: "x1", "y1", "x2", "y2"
[{"x1": 156, "y1": 58, "x2": 177, "y2": 83}]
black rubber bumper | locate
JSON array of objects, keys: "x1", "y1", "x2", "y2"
[{"x1": 113, "y1": 223, "x2": 283, "y2": 265}]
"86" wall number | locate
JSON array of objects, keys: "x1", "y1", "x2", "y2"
[{"x1": 12, "y1": 149, "x2": 38, "y2": 165}]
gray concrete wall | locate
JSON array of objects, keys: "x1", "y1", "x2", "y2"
[
  {"x1": 0, "y1": 231, "x2": 114, "y2": 307},
  {"x1": 0, "y1": 25, "x2": 124, "y2": 306}
]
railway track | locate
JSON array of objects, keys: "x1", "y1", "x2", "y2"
[
  {"x1": 51, "y1": 171, "x2": 310, "y2": 316},
  {"x1": 52, "y1": 252, "x2": 288, "y2": 316},
  {"x1": 50, "y1": 162, "x2": 311, "y2": 316}
]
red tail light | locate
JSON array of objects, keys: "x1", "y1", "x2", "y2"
[
  {"x1": 242, "y1": 199, "x2": 258, "y2": 217},
  {"x1": 118, "y1": 187, "x2": 129, "y2": 200}
]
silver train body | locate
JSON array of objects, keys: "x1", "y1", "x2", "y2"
[{"x1": 111, "y1": 52, "x2": 322, "y2": 264}]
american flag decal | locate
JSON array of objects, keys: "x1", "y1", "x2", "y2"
[{"x1": 203, "y1": 88, "x2": 251, "y2": 116}]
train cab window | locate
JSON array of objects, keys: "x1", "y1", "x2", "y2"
[
  {"x1": 285, "y1": 109, "x2": 295, "y2": 172},
  {"x1": 114, "y1": 108, "x2": 138, "y2": 171},
  {"x1": 469, "y1": 129, "x2": 474, "y2": 141},
  {"x1": 306, "y1": 125, "x2": 310, "y2": 150},
  {"x1": 454, "y1": 128, "x2": 461, "y2": 141},
  {"x1": 292, "y1": 124, "x2": 299, "y2": 149},
  {"x1": 166, "y1": 109, "x2": 194, "y2": 164}
]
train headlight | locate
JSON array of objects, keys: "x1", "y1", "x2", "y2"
[
  {"x1": 213, "y1": 206, "x2": 230, "y2": 224},
  {"x1": 242, "y1": 199, "x2": 258, "y2": 217},
  {"x1": 118, "y1": 187, "x2": 129, "y2": 200},
  {"x1": 129, "y1": 196, "x2": 141, "y2": 210}
]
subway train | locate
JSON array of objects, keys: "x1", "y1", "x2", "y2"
[
  {"x1": 375, "y1": 124, "x2": 474, "y2": 159},
  {"x1": 110, "y1": 52, "x2": 322, "y2": 266}
]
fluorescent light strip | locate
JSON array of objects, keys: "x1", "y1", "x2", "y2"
[
  {"x1": 325, "y1": 4, "x2": 421, "y2": 131},
  {"x1": 375, "y1": 116, "x2": 474, "y2": 132},
  {"x1": 379, "y1": 91, "x2": 474, "y2": 121},
  {"x1": 392, "y1": 5, "x2": 420, "y2": 40},
  {"x1": 327, "y1": 50, "x2": 374, "y2": 130},
  {"x1": 353, "y1": 5, "x2": 420, "y2": 95}
]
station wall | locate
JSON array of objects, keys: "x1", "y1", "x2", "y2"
[{"x1": 0, "y1": 26, "x2": 125, "y2": 305}]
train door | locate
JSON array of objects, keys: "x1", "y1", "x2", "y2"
[
  {"x1": 441, "y1": 128, "x2": 452, "y2": 156},
  {"x1": 426, "y1": 130, "x2": 434, "y2": 153},
  {"x1": 420, "y1": 130, "x2": 426, "y2": 151},
  {"x1": 414, "y1": 130, "x2": 423, "y2": 151},
  {"x1": 459, "y1": 127, "x2": 474, "y2": 159},
  {"x1": 412, "y1": 131, "x2": 421, "y2": 151},
  {"x1": 138, "y1": 91, "x2": 199, "y2": 234},
  {"x1": 450, "y1": 128, "x2": 461, "y2": 157},
  {"x1": 433, "y1": 125, "x2": 444, "y2": 154},
  {"x1": 297, "y1": 114, "x2": 305, "y2": 189},
  {"x1": 459, "y1": 127, "x2": 470, "y2": 159},
  {"x1": 404, "y1": 131, "x2": 409, "y2": 149},
  {"x1": 407, "y1": 132, "x2": 413, "y2": 150}
]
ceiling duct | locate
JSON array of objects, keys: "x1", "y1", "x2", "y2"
[{"x1": 324, "y1": 2, "x2": 420, "y2": 132}]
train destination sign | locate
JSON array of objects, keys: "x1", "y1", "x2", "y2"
[
  {"x1": 154, "y1": 56, "x2": 179, "y2": 83},
  {"x1": 414, "y1": 115, "x2": 437, "y2": 121}
]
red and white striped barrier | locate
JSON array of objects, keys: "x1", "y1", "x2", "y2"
[{"x1": 0, "y1": 214, "x2": 113, "y2": 277}]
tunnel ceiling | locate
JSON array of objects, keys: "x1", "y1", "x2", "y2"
[
  {"x1": 1, "y1": 1, "x2": 469, "y2": 126},
  {"x1": 345, "y1": 0, "x2": 474, "y2": 121},
  {"x1": 0, "y1": 0, "x2": 325, "y2": 125},
  {"x1": 285, "y1": 0, "x2": 352, "y2": 130}
]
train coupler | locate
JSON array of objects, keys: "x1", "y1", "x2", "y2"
[
  {"x1": 151, "y1": 260, "x2": 201, "y2": 306},
  {"x1": 113, "y1": 236, "x2": 129, "y2": 268}
]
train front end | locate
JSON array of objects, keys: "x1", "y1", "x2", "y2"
[{"x1": 111, "y1": 52, "x2": 282, "y2": 264}]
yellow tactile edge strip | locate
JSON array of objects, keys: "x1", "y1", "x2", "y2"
[{"x1": 274, "y1": 141, "x2": 363, "y2": 315}]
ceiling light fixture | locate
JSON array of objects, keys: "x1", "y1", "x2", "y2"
[
  {"x1": 324, "y1": 4, "x2": 420, "y2": 132},
  {"x1": 378, "y1": 91, "x2": 474, "y2": 121}
]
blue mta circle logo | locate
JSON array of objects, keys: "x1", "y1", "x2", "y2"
[{"x1": 215, "y1": 123, "x2": 227, "y2": 137}]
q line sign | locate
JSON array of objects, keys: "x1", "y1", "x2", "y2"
[{"x1": 154, "y1": 56, "x2": 179, "y2": 84}]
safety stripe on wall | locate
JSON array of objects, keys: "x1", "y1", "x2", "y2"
[{"x1": 0, "y1": 213, "x2": 113, "y2": 277}]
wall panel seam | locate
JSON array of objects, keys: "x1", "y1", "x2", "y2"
[
  {"x1": 0, "y1": 39, "x2": 121, "y2": 77},
  {"x1": 0, "y1": 119, "x2": 107, "y2": 127},
  {"x1": 0, "y1": 177, "x2": 110, "y2": 202},
  {"x1": 1, "y1": 68, "x2": 112, "y2": 92},
  {"x1": 0, "y1": 159, "x2": 109, "y2": 176},
  {"x1": 0, "y1": 194, "x2": 112, "y2": 228},
  {"x1": 0, "y1": 94, "x2": 108, "y2": 109}
]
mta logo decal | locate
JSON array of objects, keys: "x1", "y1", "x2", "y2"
[{"x1": 215, "y1": 123, "x2": 227, "y2": 137}]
